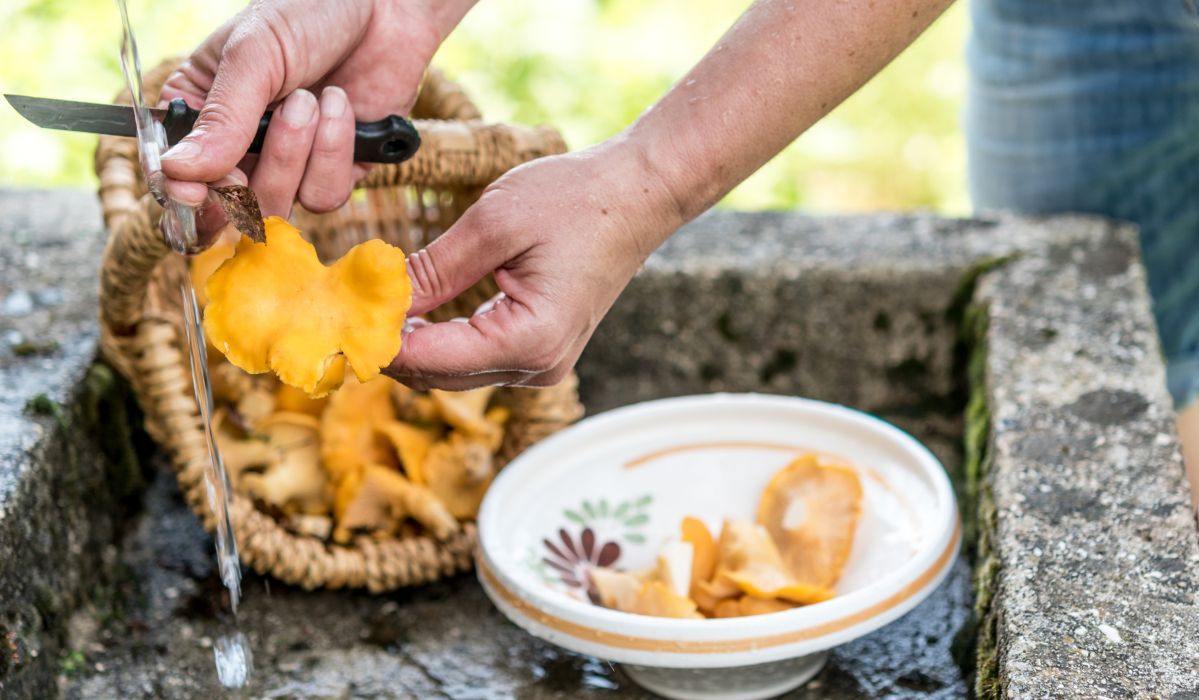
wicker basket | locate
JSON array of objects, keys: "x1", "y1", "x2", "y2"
[{"x1": 95, "y1": 59, "x2": 583, "y2": 592}]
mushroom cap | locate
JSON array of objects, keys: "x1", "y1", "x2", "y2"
[
  {"x1": 320, "y1": 375, "x2": 400, "y2": 481},
  {"x1": 430, "y1": 387, "x2": 507, "y2": 451},
  {"x1": 275, "y1": 382, "x2": 329, "y2": 418},
  {"x1": 239, "y1": 411, "x2": 328, "y2": 514},
  {"x1": 203, "y1": 217, "x2": 411, "y2": 396},
  {"x1": 422, "y1": 432, "x2": 495, "y2": 519},
  {"x1": 215, "y1": 432, "x2": 275, "y2": 487},
  {"x1": 333, "y1": 463, "x2": 457, "y2": 542},
  {"x1": 375, "y1": 420, "x2": 439, "y2": 485},
  {"x1": 737, "y1": 596, "x2": 797, "y2": 616},
  {"x1": 756, "y1": 454, "x2": 863, "y2": 589},
  {"x1": 390, "y1": 383, "x2": 441, "y2": 425},
  {"x1": 189, "y1": 231, "x2": 236, "y2": 307}
]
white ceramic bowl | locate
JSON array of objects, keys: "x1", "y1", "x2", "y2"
[{"x1": 476, "y1": 394, "x2": 959, "y2": 700}]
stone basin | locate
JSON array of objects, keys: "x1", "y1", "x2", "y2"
[{"x1": 0, "y1": 189, "x2": 1195, "y2": 699}]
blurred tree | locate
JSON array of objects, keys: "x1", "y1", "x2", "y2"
[{"x1": 0, "y1": 0, "x2": 967, "y2": 214}]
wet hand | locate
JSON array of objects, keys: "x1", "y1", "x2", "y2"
[{"x1": 386, "y1": 137, "x2": 684, "y2": 390}]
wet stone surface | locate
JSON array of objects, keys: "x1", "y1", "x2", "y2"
[
  {"x1": 976, "y1": 218, "x2": 1199, "y2": 697},
  {"x1": 0, "y1": 190, "x2": 128, "y2": 699},
  {"x1": 61, "y1": 469, "x2": 972, "y2": 699}
]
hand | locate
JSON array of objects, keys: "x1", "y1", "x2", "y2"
[
  {"x1": 158, "y1": 0, "x2": 476, "y2": 242},
  {"x1": 385, "y1": 137, "x2": 684, "y2": 390}
]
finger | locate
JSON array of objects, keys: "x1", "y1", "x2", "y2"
[
  {"x1": 163, "y1": 178, "x2": 211, "y2": 207},
  {"x1": 249, "y1": 89, "x2": 319, "y2": 217},
  {"x1": 388, "y1": 369, "x2": 528, "y2": 393},
  {"x1": 297, "y1": 87, "x2": 355, "y2": 213},
  {"x1": 160, "y1": 27, "x2": 282, "y2": 184},
  {"x1": 511, "y1": 348, "x2": 584, "y2": 389},
  {"x1": 387, "y1": 296, "x2": 566, "y2": 381},
  {"x1": 405, "y1": 201, "x2": 527, "y2": 317}
]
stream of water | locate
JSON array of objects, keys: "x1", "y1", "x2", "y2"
[{"x1": 115, "y1": 0, "x2": 251, "y2": 688}]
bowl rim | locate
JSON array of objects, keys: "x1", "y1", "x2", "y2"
[{"x1": 477, "y1": 392, "x2": 960, "y2": 662}]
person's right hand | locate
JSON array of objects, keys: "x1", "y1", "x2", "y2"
[{"x1": 158, "y1": 0, "x2": 476, "y2": 238}]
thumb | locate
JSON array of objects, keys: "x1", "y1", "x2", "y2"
[
  {"x1": 160, "y1": 37, "x2": 279, "y2": 184},
  {"x1": 406, "y1": 205, "x2": 524, "y2": 316}
]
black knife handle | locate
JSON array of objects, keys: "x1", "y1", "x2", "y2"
[{"x1": 162, "y1": 97, "x2": 420, "y2": 164}]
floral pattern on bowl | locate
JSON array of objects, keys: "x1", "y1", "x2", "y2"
[{"x1": 528, "y1": 495, "x2": 653, "y2": 603}]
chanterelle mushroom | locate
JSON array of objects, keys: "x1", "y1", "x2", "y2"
[
  {"x1": 202, "y1": 217, "x2": 412, "y2": 396},
  {"x1": 422, "y1": 432, "x2": 496, "y2": 519},
  {"x1": 375, "y1": 421, "x2": 438, "y2": 485},
  {"x1": 275, "y1": 382, "x2": 328, "y2": 418},
  {"x1": 320, "y1": 375, "x2": 400, "y2": 482},
  {"x1": 431, "y1": 387, "x2": 509, "y2": 451},
  {"x1": 391, "y1": 383, "x2": 440, "y2": 425},
  {"x1": 239, "y1": 412, "x2": 328, "y2": 515},
  {"x1": 332, "y1": 463, "x2": 457, "y2": 542},
  {"x1": 215, "y1": 428, "x2": 275, "y2": 488}
]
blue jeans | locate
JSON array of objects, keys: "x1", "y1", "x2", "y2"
[{"x1": 967, "y1": 0, "x2": 1199, "y2": 408}]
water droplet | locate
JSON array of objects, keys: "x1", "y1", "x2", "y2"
[{"x1": 214, "y1": 633, "x2": 252, "y2": 688}]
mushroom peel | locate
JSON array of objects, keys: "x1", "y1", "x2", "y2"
[
  {"x1": 203, "y1": 216, "x2": 412, "y2": 397},
  {"x1": 680, "y1": 516, "x2": 718, "y2": 594},
  {"x1": 710, "y1": 519, "x2": 834, "y2": 605},
  {"x1": 756, "y1": 454, "x2": 863, "y2": 589},
  {"x1": 589, "y1": 567, "x2": 703, "y2": 620}
]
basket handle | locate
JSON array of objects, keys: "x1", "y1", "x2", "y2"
[
  {"x1": 99, "y1": 193, "x2": 170, "y2": 336},
  {"x1": 413, "y1": 66, "x2": 482, "y2": 121},
  {"x1": 358, "y1": 120, "x2": 566, "y2": 190}
]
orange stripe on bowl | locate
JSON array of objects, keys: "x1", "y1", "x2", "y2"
[
  {"x1": 478, "y1": 517, "x2": 960, "y2": 654},
  {"x1": 625, "y1": 441, "x2": 849, "y2": 469}
]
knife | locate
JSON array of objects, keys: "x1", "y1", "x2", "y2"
[{"x1": 4, "y1": 94, "x2": 421, "y2": 164}]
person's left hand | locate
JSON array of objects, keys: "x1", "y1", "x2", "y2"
[{"x1": 386, "y1": 137, "x2": 683, "y2": 390}]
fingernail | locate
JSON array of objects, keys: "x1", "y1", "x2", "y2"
[
  {"x1": 280, "y1": 89, "x2": 317, "y2": 126},
  {"x1": 320, "y1": 86, "x2": 347, "y2": 119},
  {"x1": 403, "y1": 317, "x2": 431, "y2": 334},
  {"x1": 164, "y1": 178, "x2": 208, "y2": 207},
  {"x1": 161, "y1": 139, "x2": 201, "y2": 162}
]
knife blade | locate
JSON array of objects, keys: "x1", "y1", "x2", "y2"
[{"x1": 4, "y1": 94, "x2": 420, "y2": 164}]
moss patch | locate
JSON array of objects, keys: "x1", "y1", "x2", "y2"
[
  {"x1": 963, "y1": 303, "x2": 1002, "y2": 699},
  {"x1": 78, "y1": 363, "x2": 146, "y2": 502},
  {"x1": 946, "y1": 256, "x2": 1011, "y2": 698}
]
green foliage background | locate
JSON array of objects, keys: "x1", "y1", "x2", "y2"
[{"x1": 0, "y1": 0, "x2": 968, "y2": 214}]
